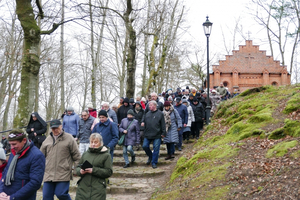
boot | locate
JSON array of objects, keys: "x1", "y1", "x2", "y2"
[
  {"x1": 131, "y1": 155, "x2": 136, "y2": 163},
  {"x1": 165, "y1": 155, "x2": 172, "y2": 160}
]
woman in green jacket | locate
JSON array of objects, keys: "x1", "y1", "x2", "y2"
[{"x1": 75, "y1": 133, "x2": 113, "y2": 200}]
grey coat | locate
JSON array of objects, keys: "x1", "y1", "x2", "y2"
[
  {"x1": 77, "y1": 115, "x2": 95, "y2": 143},
  {"x1": 107, "y1": 108, "x2": 118, "y2": 123},
  {"x1": 119, "y1": 118, "x2": 140, "y2": 146},
  {"x1": 163, "y1": 109, "x2": 182, "y2": 144}
]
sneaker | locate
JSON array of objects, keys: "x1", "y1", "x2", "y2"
[
  {"x1": 131, "y1": 155, "x2": 136, "y2": 163},
  {"x1": 152, "y1": 164, "x2": 157, "y2": 169},
  {"x1": 196, "y1": 137, "x2": 199, "y2": 140},
  {"x1": 178, "y1": 147, "x2": 182, "y2": 151},
  {"x1": 123, "y1": 163, "x2": 130, "y2": 168}
]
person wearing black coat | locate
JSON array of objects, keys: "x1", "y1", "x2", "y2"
[
  {"x1": 117, "y1": 98, "x2": 133, "y2": 125},
  {"x1": 133, "y1": 101, "x2": 145, "y2": 146},
  {"x1": 190, "y1": 98, "x2": 205, "y2": 140},
  {"x1": 26, "y1": 112, "x2": 47, "y2": 148}
]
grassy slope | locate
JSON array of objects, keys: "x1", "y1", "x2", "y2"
[{"x1": 151, "y1": 84, "x2": 300, "y2": 200}]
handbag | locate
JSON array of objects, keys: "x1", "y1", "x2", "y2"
[{"x1": 118, "y1": 120, "x2": 134, "y2": 146}]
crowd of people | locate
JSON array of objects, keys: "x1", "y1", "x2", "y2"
[{"x1": 0, "y1": 84, "x2": 238, "y2": 200}]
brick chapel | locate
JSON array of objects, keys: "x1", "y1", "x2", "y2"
[{"x1": 209, "y1": 40, "x2": 291, "y2": 93}]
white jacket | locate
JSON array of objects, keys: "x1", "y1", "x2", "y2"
[{"x1": 186, "y1": 102, "x2": 195, "y2": 127}]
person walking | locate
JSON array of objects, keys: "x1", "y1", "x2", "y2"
[
  {"x1": 182, "y1": 99, "x2": 195, "y2": 142},
  {"x1": 75, "y1": 133, "x2": 113, "y2": 200},
  {"x1": 63, "y1": 106, "x2": 80, "y2": 138},
  {"x1": 26, "y1": 112, "x2": 47, "y2": 148},
  {"x1": 162, "y1": 101, "x2": 182, "y2": 160},
  {"x1": 77, "y1": 110, "x2": 96, "y2": 155},
  {"x1": 190, "y1": 98, "x2": 205, "y2": 139},
  {"x1": 92, "y1": 110, "x2": 119, "y2": 162},
  {"x1": 40, "y1": 119, "x2": 81, "y2": 200},
  {"x1": 174, "y1": 97, "x2": 188, "y2": 151},
  {"x1": 0, "y1": 129, "x2": 45, "y2": 200},
  {"x1": 119, "y1": 109, "x2": 140, "y2": 168},
  {"x1": 142, "y1": 101, "x2": 166, "y2": 169},
  {"x1": 133, "y1": 101, "x2": 144, "y2": 147},
  {"x1": 117, "y1": 98, "x2": 133, "y2": 125}
]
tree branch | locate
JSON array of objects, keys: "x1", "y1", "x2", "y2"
[{"x1": 36, "y1": 0, "x2": 44, "y2": 19}]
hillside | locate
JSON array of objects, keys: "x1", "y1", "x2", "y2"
[{"x1": 151, "y1": 84, "x2": 300, "y2": 200}]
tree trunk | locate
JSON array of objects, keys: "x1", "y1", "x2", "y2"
[
  {"x1": 14, "y1": 0, "x2": 41, "y2": 127},
  {"x1": 124, "y1": 0, "x2": 136, "y2": 98}
]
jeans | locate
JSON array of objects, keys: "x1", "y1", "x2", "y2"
[
  {"x1": 142, "y1": 138, "x2": 161, "y2": 165},
  {"x1": 109, "y1": 147, "x2": 114, "y2": 163},
  {"x1": 123, "y1": 145, "x2": 135, "y2": 164},
  {"x1": 177, "y1": 128, "x2": 183, "y2": 148},
  {"x1": 79, "y1": 143, "x2": 90, "y2": 155},
  {"x1": 166, "y1": 143, "x2": 175, "y2": 155},
  {"x1": 43, "y1": 181, "x2": 71, "y2": 200}
]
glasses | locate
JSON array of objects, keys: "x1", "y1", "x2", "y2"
[{"x1": 9, "y1": 132, "x2": 24, "y2": 138}]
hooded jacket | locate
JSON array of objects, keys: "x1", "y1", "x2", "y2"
[
  {"x1": 144, "y1": 109, "x2": 166, "y2": 139},
  {"x1": 174, "y1": 103, "x2": 188, "y2": 125},
  {"x1": 40, "y1": 131, "x2": 81, "y2": 182},
  {"x1": 63, "y1": 111, "x2": 80, "y2": 137},
  {"x1": 133, "y1": 101, "x2": 145, "y2": 124},
  {"x1": 117, "y1": 99, "x2": 133, "y2": 124},
  {"x1": 0, "y1": 141, "x2": 45, "y2": 200},
  {"x1": 26, "y1": 112, "x2": 47, "y2": 141},
  {"x1": 75, "y1": 146, "x2": 113, "y2": 200}
]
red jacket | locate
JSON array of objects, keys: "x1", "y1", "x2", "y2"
[
  {"x1": 141, "y1": 101, "x2": 146, "y2": 110},
  {"x1": 0, "y1": 162, "x2": 7, "y2": 179},
  {"x1": 88, "y1": 109, "x2": 97, "y2": 118}
]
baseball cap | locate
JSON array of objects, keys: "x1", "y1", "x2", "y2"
[{"x1": 50, "y1": 119, "x2": 62, "y2": 128}]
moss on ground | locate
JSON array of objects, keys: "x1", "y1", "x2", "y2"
[
  {"x1": 205, "y1": 185, "x2": 231, "y2": 200},
  {"x1": 283, "y1": 92, "x2": 300, "y2": 114},
  {"x1": 266, "y1": 140, "x2": 298, "y2": 158}
]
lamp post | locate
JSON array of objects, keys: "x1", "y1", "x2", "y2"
[{"x1": 203, "y1": 16, "x2": 213, "y2": 124}]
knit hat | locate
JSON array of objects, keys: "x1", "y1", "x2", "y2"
[
  {"x1": 167, "y1": 96, "x2": 173, "y2": 101},
  {"x1": 0, "y1": 148, "x2": 5, "y2": 160},
  {"x1": 8, "y1": 129, "x2": 27, "y2": 141},
  {"x1": 66, "y1": 106, "x2": 74, "y2": 111},
  {"x1": 189, "y1": 93, "x2": 194, "y2": 97},
  {"x1": 141, "y1": 97, "x2": 146, "y2": 102},
  {"x1": 164, "y1": 101, "x2": 171, "y2": 107},
  {"x1": 182, "y1": 99, "x2": 188, "y2": 104},
  {"x1": 123, "y1": 98, "x2": 129, "y2": 103},
  {"x1": 175, "y1": 97, "x2": 181, "y2": 102},
  {"x1": 127, "y1": 109, "x2": 135, "y2": 116},
  {"x1": 98, "y1": 110, "x2": 108, "y2": 117}
]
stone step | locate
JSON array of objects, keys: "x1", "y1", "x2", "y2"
[
  {"x1": 115, "y1": 145, "x2": 166, "y2": 151},
  {"x1": 111, "y1": 166, "x2": 165, "y2": 178},
  {"x1": 112, "y1": 156, "x2": 177, "y2": 167},
  {"x1": 113, "y1": 149, "x2": 181, "y2": 157}
]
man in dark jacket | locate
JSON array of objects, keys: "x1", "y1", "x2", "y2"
[
  {"x1": 76, "y1": 110, "x2": 96, "y2": 155},
  {"x1": 102, "y1": 102, "x2": 118, "y2": 123},
  {"x1": 174, "y1": 97, "x2": 188, "y2": 151},
  {"x1": 117, "y1": 98, "x2": 133, "y2": 125},
  {"x1": 144, "y1": 93, "x2": 164, "y2": 113},
  {"x1": 26, "y1": 112, "x2": 47, "y2": 149},
  {"x1": 133, "y1": 101, "x2": 145, "y2": 147},
  {"x1": 191, "y1": 98, "x2": 205, "y2": 139},
  {"x1": 0, "y1": 129, "x2": 45, "y2": 200},
  {"x1": 92, "y1": 110, "x2": 119, "y2": 162},
  {"x1": 143, "y1": 101, "x2": 166, "y2": 169}
]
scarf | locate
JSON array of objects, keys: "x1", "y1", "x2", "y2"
[
  {"x1": 163, "y1": 105, "x2": 174, "y2": 132},
  {"x1": 5, "y1": 139, "x2": 30, "y2": 186}
]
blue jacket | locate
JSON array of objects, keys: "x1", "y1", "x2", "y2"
[
  {"x1": 63, "y1": 112, "x2": 80, "y2": 137},
  {"x1": 174, "y1": 104, "x2": 188, "y2": 125},
  {"x1": 0, "y1": 141, "x2": 45, "y2": 200},
  {"x1": 92, "y1": 119, "x2": 119, "y2": 150}
]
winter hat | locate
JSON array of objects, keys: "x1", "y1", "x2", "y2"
[
  {"x1": 0, "y1": 148, "x2": 5, "y2": 160},
  {"x1": 127, "y1": 109, "x2": 135, "y2": 116},
  {"x1": 123, "y1": 98, "x2": 129, "y2": 104},
  {"x1": 8, "y1": 129, "x2": 27, "y2": 141},
  {"x1": 182, "y1": 99, "x2": 188, "y2": 104},
  {"x1": 167, "y1": 96, "x2": 173, "y2": 101},
  {"x1": 141, "y1": 97, "x2": 146, "y2": 102},
  {"x1": 98, "y1": 110, "x2": 108, "y2": 117},
  {"x1": 129, "y1": 98, "x2": 135, "y2": 103},
  {"x1": 189, "y1": 93, "x2": 194, "y2": 97},
  {"x1": 164, "y1": 101, "x2": 171, "y2": 107},
  {"x1": 66, "y1": 106, "x2": 74, "y2": 111},
  {"x1": 186, "y1": 86, "x2": 189, "y2": 89},
  {"x1": 87, "y1": 103, "x2": 93, "y2": 109},
  {"x1": 175, "y1": 97, "x2": 181, "y2": 102}
]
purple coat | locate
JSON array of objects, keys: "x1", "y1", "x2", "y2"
[{"x1": 119, "y1": 118, "x2": 140, "y2": 146}]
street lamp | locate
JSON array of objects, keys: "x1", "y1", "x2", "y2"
[{"x1": 203, "y1": 16, "x2": 213, "y2": 124}]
